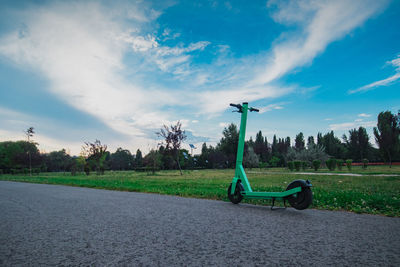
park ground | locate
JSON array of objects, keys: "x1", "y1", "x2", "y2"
[{"x1": 1, "y1": 165, "x2": 399, "y2": 217}]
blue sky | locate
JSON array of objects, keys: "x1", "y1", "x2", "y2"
[{"x1": 0, "y1": 0, "x2": 399, "y2": 155}]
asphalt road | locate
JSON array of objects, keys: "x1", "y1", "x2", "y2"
[{"x1": 1, "y1": 181, "x2": 399, "y2": 266}]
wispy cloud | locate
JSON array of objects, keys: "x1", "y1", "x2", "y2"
[
  {"x1": 358, "y1": 113, "x2": 371, "y2": 118},
  {"x1": 198, "y1": 0, "x2": 388, "y2": 114},
  {"x1": 251, "y1": 0, "x2": 388, "y2": 86},
  {"x1": 259, "y1": 103, "x2": 286, "y2": 113},
  {"x1": 329, "y1": 120, "x2": 375, "y2": 131},
  {"x1": 349, "y1": 54, "x2": 400, "y2": 94}
]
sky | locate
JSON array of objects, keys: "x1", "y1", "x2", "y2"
[{"x1": 0, "y1": 0, "x2": 399, "y2": 156}]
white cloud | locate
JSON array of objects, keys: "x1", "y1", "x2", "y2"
[
  {"x1": 251, "y1": 0, "x2": 388, "y2": 86},
  {"x1": 349, "y1": 54, "x2": 400, "y2": 94},
  {"x1": 219, "y1": 122, "x2": 229, "y2": 128},
  {"x1": 259, "y1": 103, "x2": 285, "y2": 113},
  {"x1": 358, "y1": 113, "x2": 371, "y2": 118},
  {"x1": 197, "y1": 0, "x2": 387, "y2": 115},
  {"x1": 329, "y1": 121, "x2": 375, "y2": 131},
  {"x1": 0, "y1": 2, "x2": 183, "y2": 136}
]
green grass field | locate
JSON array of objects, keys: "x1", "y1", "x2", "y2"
[{"x1": 1, "y1": 166, "x2": 399, "y2": 217}]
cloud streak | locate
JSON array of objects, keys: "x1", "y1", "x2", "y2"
[
  {"x1": 349, "y1": 54, "x2": 400, "y2": 94},
  {"x1": 252, "y1": 0, "x2": 388, "y2": 86}
]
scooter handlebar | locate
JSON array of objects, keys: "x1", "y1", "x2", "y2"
[
  {"x1": 230, "y1": 103, "x2": 259, "y2": 113},
  {"x1": 230, "y1": 103, "x2": 243, "y2": 113},
  {"x1": 230, "y1": 103, "x2": 242, "y2": 109}
]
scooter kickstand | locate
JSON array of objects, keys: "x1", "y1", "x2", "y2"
[{"x1": 271, "y1": 198, "x2": 287, "y2": 210}]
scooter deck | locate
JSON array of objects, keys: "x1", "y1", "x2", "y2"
[{"x1": 240, "y1": 186, "x2": 301, "y2": 199}]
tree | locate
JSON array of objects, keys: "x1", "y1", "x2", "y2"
[
  {"x1": 198, "y1": 143, "x2": 210, "y2": 168},
  {"x1": 82, "y1": 140, "x2": 108, "y2": 175},
  {"x1": 244, "y1": 146, "x2": 259, "y2": 168},
  {"x1": 271, "y1": 135, "x2": 278, "y2": 157},
  {"x1": 320, "y1": 131, "x2": 347, "y2": 159},
  {"x1": 75, "y1": 155, "x2": 86, "y2": 174},
  {"x1": 143, "y1": 149, "x2": 162, "y2": 174},
  {"x1": 307, "y1": 136, "x2": 315, "y2": 148},
  {"x1": 343, "y1": 127, "x2": 371, "y2": 161},
  {"x1": 217, "y1": 123, "x2": 239, "y2": 167},
  {"x1": 110, "y1": 148, "x2": 134, "y2": 170},
  {"x1": 286, "y1": 144, "x2": 329, "y2": 164},
  {"x1": 0, "y1": 141, "x2": 40, "y2": 174},
  {"x1": 317, "y1": 132, "x2": 323, "y2": 146},
  {"x1": 373, "y1": 111, "x2": 400, "y2": 167},
  {"x1": 43, "y1": 149, "x2": 72, "y2": 172},
  {"x1": 157, "y1": 121, "x2": 187, "y2": 175},
  {"x1": 253, "y1": 131, "x2": 269, "y2": 162},
  {"x1": 135, "y1": 149, "x2": 143, "y2": 168},
  {"x1": 25, "y1": 127, "x2": 35, "y2": 176},
  {"x1": 295, "y1": 132, "x2": 305, "y2": 151}
]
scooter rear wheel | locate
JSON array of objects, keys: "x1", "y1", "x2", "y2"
[
  {"x1": 286, "y1": 180, "x2": 312, "y2": 210},
  {"x1": 228, "y1": 183, "x2": 244, "y2": 204}
]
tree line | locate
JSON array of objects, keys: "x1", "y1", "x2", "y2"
[{"x1": 0, "y1": 110, "x2": 399, "y2": 175}]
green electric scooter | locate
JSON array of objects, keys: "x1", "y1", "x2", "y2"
[{"x1": 228, "y1": 102, "x2": 313, "y2": 210}]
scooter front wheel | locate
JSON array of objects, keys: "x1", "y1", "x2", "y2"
[
  {"x1": 286, "y1": 180, "x2": 313, "y2": 210},
  {"x1": 227, "y1": 183, "x2": 244, "y2": 204}
]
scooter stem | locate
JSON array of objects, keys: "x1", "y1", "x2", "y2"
[{"x1": 234, "y1": 102, "x2": 248, "y2": 178}]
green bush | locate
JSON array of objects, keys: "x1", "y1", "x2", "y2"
[
  {"x1": 362, "y1": 158, "x2": 369, "y2": 169},
  {"x1": 71, "y1": 165, "x2": 77, "y2": 176},
  {"x1": 287, "y1": 161, "x2": 295, "y2": 171},
  {"x1": 11, "y1": 169, "x2": 24, "y2": 175},
  {"x1": 346, "y1": 159, "x2": 352, "y2": 171},
  {"x1": 326, "y1": 158, "x2": 337, "y2": 171},
  {"x1": 269, "y1": 156, "x2": 280, "y2": 167},
  {"x1": 84, "y1": 164, "x2": 90, "y2": 176},
  {"x1": 336, "y1": 159, "x2": 344, "y2": 171},
  {"x1": 294, "y1": 161, "x2": 302, "y2": 171},
  {"x1": 312, "y1": 160, "x2": 321, "y2": 171},
  {"x1": 301, "y1": 161, "x2": 308, "y2": 170}
]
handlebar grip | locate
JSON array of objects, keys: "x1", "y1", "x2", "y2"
[
  {"x1": 230, "y1": 103, "x2": 243, "y2": 113},
  {"x1": 249, "y1": 107, "x2": 259, "y2": 112}
]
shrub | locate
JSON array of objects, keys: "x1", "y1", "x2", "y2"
[
  {"x1": 285, "y1": 145, "x2": 329, "y2": 164},
  {"x1": 326, "y1": 158, "x2": 337, "y2": 171},
  {"x1": 346, "y1": 159, "x2": 352, "y2": 171},
  {"x1": 84, "y1": 164, "x2": 90, "y2": 176},
  {"x1": 269, "y1": 156, "x2": 280, "y2": 167},
  {"x1": 288, "y1": 161, "x2": 294, "y2": 171},
  {"x1": 362, "y1": 158, "x2": 369, "y2": 169},
  {"x1": 312, "y1": 160, "x2": 321, "y2": 171},
  {"x1": 336, "y1": 159, "x2": 344, "y2": 171},
  {"x1": 71, "y1": 165, "x2": 77, "y2": 176},
  {"x1": 301, "y1": 161, "x2": 308, "y2": 170},
  {"x1": 294, "y1": 161, "x2": 302, "y2": 171},
  {"x1": 259, "y1": 162, "x2": 268, "y2": 169}
]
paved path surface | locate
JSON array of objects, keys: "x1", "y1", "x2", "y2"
[{"x1": 1, "y1": 181, "x2": 399, "y2": 266}]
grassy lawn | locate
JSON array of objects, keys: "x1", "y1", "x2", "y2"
[{"x1": 1, "y1": 166, "x2": 399, "y2": 217}]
